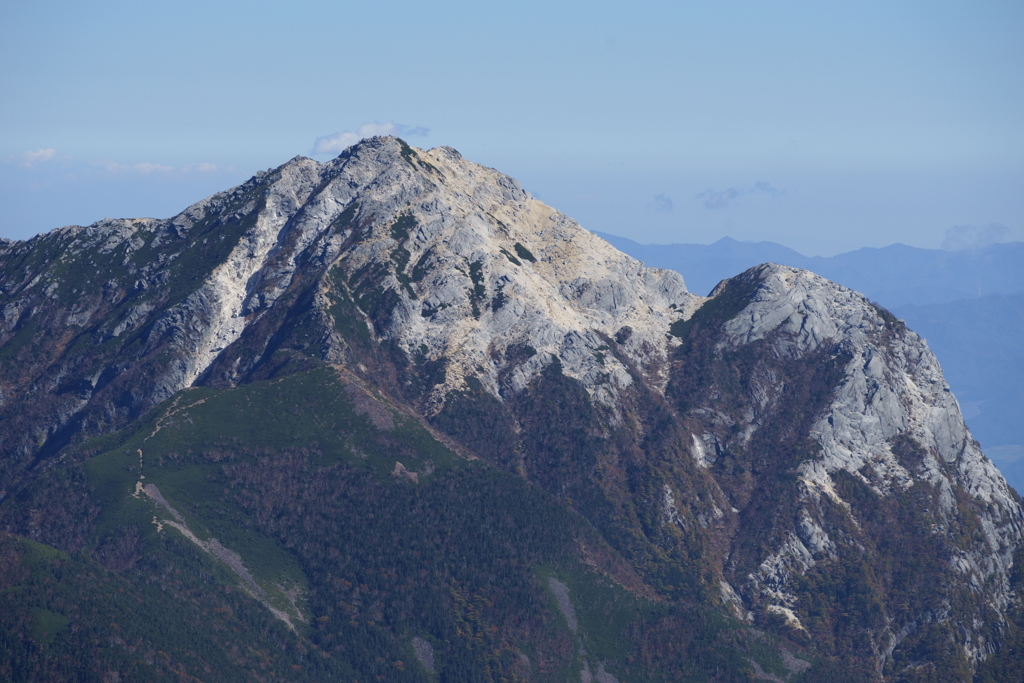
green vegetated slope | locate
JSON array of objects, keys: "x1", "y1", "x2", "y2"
[{"x1": 0, "y1": 361, "x2": 811, "y2": 682}]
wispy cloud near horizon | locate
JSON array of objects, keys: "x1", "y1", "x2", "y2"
[
  {"x1": 941, "y1": 223, "x2": 1022, "y2": 250},
  {"x1": 19, "y1": 148, "x2": 57, "y2": 169},
  {"x1": 6, "y1": 152, "x2": 236, "y2": 181},
  {"x1": 312, "y1": 122, "x2": 429, "y2": 155},
  {"x1": 95, "y1": 161, "x2": 174, "y2": 174},
  {"x1": 134, "y1": 162, "x2": 174, "y2": 174},
  {"x1": 696, "y1": 181, "x2": 784, "y2": 209}
]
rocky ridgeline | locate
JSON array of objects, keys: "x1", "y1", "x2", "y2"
[
  {"x1": 0, "y1": 137, "x2": 699, "y2": 474},
  {"x1": 1, "y1": 136, "x2": 1021, "y2": 677},
  {"x1": 294, "y1": 141, "x2": 704, "y2": 413}
]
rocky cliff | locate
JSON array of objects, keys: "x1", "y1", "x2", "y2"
[
  {"x1": 0, "y1": 137, "x2": 1021, "y2": 682},
  {"x1": 669, "y1": 264, "x2": 1023, "y2": 676}
]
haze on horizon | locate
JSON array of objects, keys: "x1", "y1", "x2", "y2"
[{"x1": 1, "y1": 0, "x2": 1021, "y2": 256}]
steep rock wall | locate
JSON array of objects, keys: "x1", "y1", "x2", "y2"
[{"x1": 670, "y1": 264, "x2": 1024, "y2": 674}]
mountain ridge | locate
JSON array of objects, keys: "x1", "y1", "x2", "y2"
[
  {"x1": 1, "y1": 137, "x2": 1022, "y2": 681},
  {"x1": 596, "y1": 232, "x2": 1024, "y2": 305},
  {"x1": 598, "y1": 232, "x2": 1024, "y2": 496}
]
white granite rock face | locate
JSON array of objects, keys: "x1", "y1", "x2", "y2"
[
  {"x1": 719, "y1": 264, "x2": 1023, "y2": 665},
  {"x1": 177, "y1": 159, "x2": 323, "y2": 386},
  {"x1": 56, "y1": 159, "x2": 328, "y2": 405},
  {"x1": 209, "y1": 138, "x2": 705, "y2": 412}
]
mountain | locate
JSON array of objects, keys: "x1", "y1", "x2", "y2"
[
  {"x1": 1, "y1": 137, "x2": 1022, "y2": 682},
  {"x1": 594, "y1": 234, "x2": 810, "y2": 300},
  {"x1": 599, "y1": 233, "x2": 1024, "y2": 495},
  {"x1": 596, "y1": 233, "x2": 1024, "y2": 307}
]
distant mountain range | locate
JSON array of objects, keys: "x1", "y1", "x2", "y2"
[
  {"x1": 596, "y1": 234, "x2": 1024, "y2": 306},
  {"x1": 599, "y1": 233, "x2": 1024, "y2": 491}
]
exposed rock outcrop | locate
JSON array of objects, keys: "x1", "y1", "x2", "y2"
[{"x1": 673, "y1": 264, "x2": 1023, "y2": 672}]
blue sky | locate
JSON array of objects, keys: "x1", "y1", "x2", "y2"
[{"x1": 2, "y1": 0, "x2": 1021, "y2": 255}]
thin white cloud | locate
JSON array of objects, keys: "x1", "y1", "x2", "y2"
[
  {"x1": 95, "y1": 160, "x2": 175, "y2": 174},
  {"x1": 19, "y1": 148, "x2": 57, "y2": 168},
  {"x1": 98, "y1": 161, "x2": 128, "y2": 173},
  {"x1": 23, "y1": 148, "x2": 56, "y2": 162},
  {"x1": 134, "y1": 162, "x2": 174, "y2": 174},
  {"x1": 312, "y1": 122, "x2": 430, "y2": 155},
  {"x1": 313, "y1": 131, "x2": 364, "y2": 154},
  {"x1": 197, "y1": 163, "x2": 218, "y2": 172},
  {"x1": 696, "y1": 181, "x2": 785, "y2": 209},
  {"x1": 941, "y1": 223, "x2": 1023, "y2": 250}
]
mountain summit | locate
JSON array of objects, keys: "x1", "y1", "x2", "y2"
[{"x1": 1, "y1": 137, "x2": 1021, "y2": 681}]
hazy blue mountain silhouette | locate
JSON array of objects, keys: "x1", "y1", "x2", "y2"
[
  {"x1": 599, "y1": 233, "x2": 1024, "y2": 493},
  {"x1": 597, "y1": 233, "x2": 1024, "y2": 307},
  {"x1": 596, "y1": 234, "x2": 812, "y2": 299}
]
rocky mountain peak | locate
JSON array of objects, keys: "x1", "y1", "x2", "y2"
[
  {"x1": 307, "y1": 137, "x2": 702, "y2": 411},
  {"x1": 0, "y1": 135, "x2": 702, "y2": 479},
  {"x1": 103, "y1": 135, "x2": 702, "y2": 415},
  {"x1": 1, "y1": 139, "x2": 1022, "y2": 680}
]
